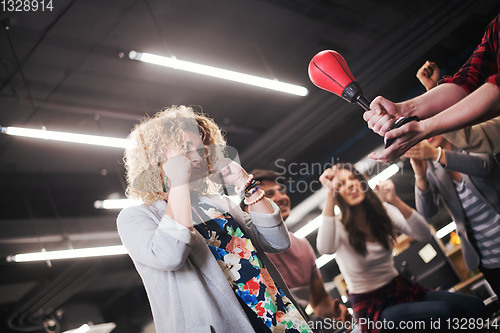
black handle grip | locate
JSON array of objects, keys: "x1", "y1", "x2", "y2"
[{"x1": 384, "y1": 116, "x2": 420, "y2": 148}]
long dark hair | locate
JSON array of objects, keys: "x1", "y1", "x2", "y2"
[{"x1": 334, "y1": 163, "x2": 395, "y2": 256}]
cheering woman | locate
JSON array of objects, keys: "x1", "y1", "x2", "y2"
[{"x1": 316, "y1": 164, "x2": 484, "y2": 333}]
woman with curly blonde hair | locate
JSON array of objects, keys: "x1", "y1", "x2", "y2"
[{"x1": 117, "y1": 105, "x2": 311, "y2": 333}]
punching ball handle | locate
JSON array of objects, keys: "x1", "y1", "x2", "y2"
[
  {"x1": 340, "y1": 81, "x2": 371, "y2": 111},
  {"x1": 356, "y1": 95, "x2": 371, "y2": 111}
]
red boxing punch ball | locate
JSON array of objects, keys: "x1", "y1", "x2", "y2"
[
  {"x1": 308, "y1": 50, "x2": 370, "y2": 110},
  {"x1": 308, "y1": 50, "x2": 420, "y2": 148}
]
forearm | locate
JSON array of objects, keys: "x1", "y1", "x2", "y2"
[
  {"x1": 415, "y1": 183, "x2": 440, "y2": 219},
  {"x1": 312, "y1": 296, "x2": 337, "y2": 319},
  {"x1": 317, "y1": 214, "x2": 340, "y2": 255},
  {"x1": 403, "y1": 83, "x2": 467, "y2": 119},
  {"x1": 246, "y1": 200, "x2": 290, "y2": 253},
  {"x1": 247, "y1": 191, "x2": 274, "y2": 213},
  {"x1": 318, "y1": 190, "x2": 341, "y2": 254},
  {"x1": 238, "y1": 176, "x2": 274, "y2": 214},
  {"x1": 415, "y1": 174, "x2": 429, "y2": 192},
  {"x1": 322, "y1": 191, "x2": 336, "y2": 217},
  {"x1": 117, "y1": 209, "x2": 196, "y2": 271},
  {"x1": 387, "y1": 201, "x2": 431, "y2": 241},
  {"x1": 421, "y1": 83, "x2": 500, "y2": 137},
  {"x1": 404, "y1": 210, "x2": 432, "y2": 242},
  {"x1": 443, "y1": 149, "x2": 492, "y2": 177},
  {"x1": 386, "y1": 196, "x2": 414, "y2": 219},
  {"x1": 166, "y1": 184, "x2": 193, "y2": 230},
  {"x1": 310, "y1": 277, "x2": 336, "y2": 319}
]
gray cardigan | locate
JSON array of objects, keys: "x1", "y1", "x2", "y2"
[
  {"x1": 117, "y1": 194, "x2": 299, "y2": 333},
  {"x1": 415, "y1": 150, "x2": 500, "y2": 270}
]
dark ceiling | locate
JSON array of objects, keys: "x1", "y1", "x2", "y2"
[{"x1": 1, "y1": 0, "x2": 499, "y2": 332}]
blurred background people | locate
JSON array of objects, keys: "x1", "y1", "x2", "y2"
[
  {"x1": 249, "y1": 169, "x2": 354, "y2": 332},
  {"x1": 316, "y1": 164, "x2": 484, "y2": 333},
  {"x1": 406, "y1": 135, "x2": 500, "y2": 297}
]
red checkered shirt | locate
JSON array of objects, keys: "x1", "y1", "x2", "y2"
[{"x1": 441, "y1": 14, "x2": 500, "y2": 93}]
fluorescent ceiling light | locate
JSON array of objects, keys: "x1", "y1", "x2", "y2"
[
  {"x1": 94, "y1": 198, "x2": 142, "y2": 209},
  {"x1": 0, "y1": 126, "x2": 130, "y2": 148},
  {"x1": 7, "y1": 245, "x2": 127, "y2": 263},
  {"x1": 368, "y1": 163, "x2": 400, "y2": 189},
  {"x1": 285, "y1": 189, "x2": 325, "y2": 228},
  {"x1": 316, "y1": 253, "x2": 336, "y2": 269},
  {"x1": 436, "y1": 221, "x2": 456, "y2": 239},
  {"x1": 294, "y1": 206, "x2": 340, "y2": 239},
  {"x1": 294, "y1": 215, "x2": 322, "y2": 239},
  {"x1": 73, "y1": 324, "x2": 89, "y2": 333},
  {"x1": 63, "y1": 323, "x2": 116, "y2": 333},
  {"x1": 129, "y1": 51, "x2": 308, "y2": 96}
]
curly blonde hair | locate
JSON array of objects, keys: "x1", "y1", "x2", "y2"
[{"x1": 124, "y1": 105, "x2": 226, "y2": 204}]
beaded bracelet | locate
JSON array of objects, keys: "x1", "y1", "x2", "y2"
[
  {"x1": 245, "y1": 185, "x2": 260, "y2": 198},
  {"x1": 244, "y1": 190, "x2": 265, "y2": 206},
  {"x1": 244, "y1": 179, "x2": 260, "y2": 193},
  {"x1": 235, "y1": 174, "x2": 254, "y2": 193}
]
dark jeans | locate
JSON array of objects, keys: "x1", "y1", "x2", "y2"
[{"x1": 380, "y1": 290, "x2": 485, "y2": 323}]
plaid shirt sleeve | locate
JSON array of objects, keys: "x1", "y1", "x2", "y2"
[{"x1": 440, "y1": 14, "x2": 500, "y2": 94}]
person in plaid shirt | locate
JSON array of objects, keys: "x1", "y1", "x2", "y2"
[
  {"x1": 416, "y1": 60, "x2": 500, "y2": 153},
  {"x1": 363, "y1": 14, "x2": 500, "y2": 162}
]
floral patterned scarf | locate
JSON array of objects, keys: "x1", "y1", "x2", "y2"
[{"x1": 192, "y1": 202, "x2": 311, "y2": 333}]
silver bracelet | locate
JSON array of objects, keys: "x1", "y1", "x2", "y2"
[{"x1": 434, "y1": 146, "x2": 442, "y2": 163}]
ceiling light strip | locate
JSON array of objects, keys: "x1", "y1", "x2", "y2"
[
  {"x1": 7, "y1": 245, "x2": 128, "y2": 262},
  {"x1": 367, "y1": 163, "x2": 400, "y2": 189},
  {"x1": 129, "y1": 51, "x2": 308, "y2": 96},
  {"x1": 293, "y1": 215, "x2": 323, "y2": 239},
  {"x1": 293, "y1": 206, "x2": 340, "y2": 239},
  {"x1": 94, "y1": 199, "x2": 142, "y2": 209},
  {"x1": 72, "y1": 324, "x2": 89, "y2": 333},
  {"x1": 0, "y1": 126, "x2": 130, "y2": 148},
  {"x1": 436, "y1": 221, "x2": 456, "y2": 239},
  {"x1": 316, "y1": 253, "x2": 336, "y2": 269}
]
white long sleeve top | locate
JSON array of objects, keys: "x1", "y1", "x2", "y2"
[{"x1": 316, "y1": 202, "x2": 431, "y2": 294}]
